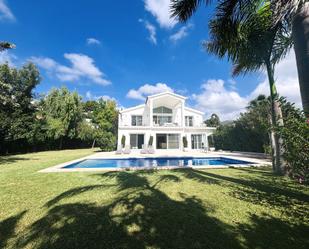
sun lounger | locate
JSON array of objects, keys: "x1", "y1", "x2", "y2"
[
  {"x1": 148, "y1": 145, "x2": 155, "y2": 154},
  {"x1": 123, "y1": 145, "x2": 131, "y2": 154},
  {"x1": 115, "y1": 146, "x2": 122, "y2": 154},
  {"x1": 140, "y1": 144, "x2": 148, "y2": 154}
]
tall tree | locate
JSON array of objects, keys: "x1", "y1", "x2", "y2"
[
  {"x1": 205, "y1": 113, "x2": 220, "y2": 127},
  {"x1": 171, "y1": 0, "x2": 291, "y2": 174},
  {"x1": 273, "y1": 0, "x2": 309, "y2": 117},
  {"x1": 92, "y1": 98, "x2": 118, "y2": 151},
  {"x1": 0, "y1": 63, "x2": 40, "y2": 153},
  {"x1": 42, "y1": 87, "x2": 83, "y2": 150}
]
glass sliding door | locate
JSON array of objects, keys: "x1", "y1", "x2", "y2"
[
  {"x1": 156, "y1": 134, "x2": 167, "y2": 149},
  {"x1": 130, "y1": 134, "x2": 144, "y2": 149},
  {"x1": 191, "y1": 134, "x2": 203, "y2": 149},
  {"x1": 156, "y1": 134, "x2": 179, "y2": 149},
  {"x1": 168, "y1": 134, "x2": 179, "y2": 149}
]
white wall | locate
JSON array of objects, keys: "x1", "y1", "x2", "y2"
[
  {"x1": 119, "y1": 105, "x2": 145, "y2": 126},
  {"x1": 184, "y1": 109, "x2": 203, "y2": 126}
]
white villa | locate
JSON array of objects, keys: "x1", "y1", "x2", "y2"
[{"x1": 117, "y1": 92, "x2": 216, "y2": 151}]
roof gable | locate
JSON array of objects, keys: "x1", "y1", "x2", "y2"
[{"x1": 146, "y1": 91, "x2": 186, "y2": 103}]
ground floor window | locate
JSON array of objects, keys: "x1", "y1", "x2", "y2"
[
  {"x1": 130, "y1": 134, "x2": 144, "y2": 149},
  {"x1": 191, "y1": 134, "x2": 203, "y2": 149},
  {"x1": 156, "y1": 134, "x2": 179, "y2": 149}
]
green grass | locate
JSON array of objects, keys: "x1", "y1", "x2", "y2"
[{"x1": 0, "y1": 149, "x2": 308, "y2": 249}]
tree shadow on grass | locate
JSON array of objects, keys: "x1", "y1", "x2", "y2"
[
  {"x1": 239, "y1": 213, "x2": 309, "y2": 249},
  {"x1": 174, "y1": 168, "x2": 220, "y2": 185},
  {"x1": 0, "y1": 210, "x2": 27, "y2": 249},
  {"x1": 12, "y1": 170, "x2": 309, "y2": 249},
  {"x1": 197, "y1": 170, "x2": 309, "y2": 221},
  {"x1": 0, "y1": 156, "x2": 30, "y2": 165},
  {"x1": 16, "y1": 171, "x2": 243, "y2": 249},
  {"x1": 44, "y1": 184, "x2": 117, "y2": 208}
]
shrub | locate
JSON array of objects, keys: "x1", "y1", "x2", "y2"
[
  {"x1": 182, "y1": 136, "x2": 188, "y2": 148},
  {"x1": 121, "y1": 135, "x2": 126, "y2": 148},
  {"x1": 278, "y1": 113, "x2": 309, "y2": 183},
  {"x1": 148, "y1": 136, "x2": 153, "y2": 146},
  {"x1": 97, "y1": 132, "x2": 116, "y2": 151}
]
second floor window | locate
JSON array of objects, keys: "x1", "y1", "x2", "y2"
[
  {"x1": 153, "y1": 115, "x2": 172, "y2": 126},
  {"x1": 185, "y1": 116, "x2": 193, "y2": 127},
  {"x1": 131, "y1": 115, "x2": 143, "y2": 126}
]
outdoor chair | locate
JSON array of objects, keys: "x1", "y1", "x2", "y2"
[
  {"x1": 140, "y1": 144, "x2": 148, "y2": 154},
  {"x1": 123, "y1": 145, "x2": 131, "y2": 154},
  {"x1": 148, "y1": 145, "x2": 155, "y2": 154},
  {"x1": 115, "y1": 145, "x2": 122, "y2": 154}
]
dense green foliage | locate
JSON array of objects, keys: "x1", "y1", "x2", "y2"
[
  {"x1": 92, "y1": 99, "x2": 118, "y2": 151},
  {"x1": 212, "y1": 96, "x2": 309, "y2": 181},
  {"x1": 0, "y1": 63, "x2": 40, "y2": 153},
  {"x1": 213, "y1": 95, "x2": 270, "y2": 153},
  {"x1": 205, "y1": 113, "x2": 220, "y2": 127},
  {"x1": 0, "y1": 149, "x2": 308, "y2": 249},
  {"x1": 0, "y1": 63, "x2": 118, "y2": 154},
  {"x1": 277, "y1": 100, "x2": 309, "y2": 182}
]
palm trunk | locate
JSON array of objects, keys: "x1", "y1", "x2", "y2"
[
  {"x1": 292, "y1": 2, "x2": 309, "y2": 118},
  {"x1": 266, "y1": 61, "x2": 285, "y2": 175}
]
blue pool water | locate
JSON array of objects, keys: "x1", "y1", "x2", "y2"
[{"x1": 63, "y1": 157, "x2": 253, "y2": 169}]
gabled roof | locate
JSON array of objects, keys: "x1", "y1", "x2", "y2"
[
  {"x1": 184, "y1": 106, "x2": 204, "y2": 115},
  {"x1": 146, "y1": 91, "x2": 187, "y2": 104},
  {"x1": 119, "y1": 104, "x2": 145, "y2": 113}
]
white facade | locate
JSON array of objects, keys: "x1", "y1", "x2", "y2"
[{"x1": 118, "y1": 92, "x2": 216, "y2": 150}]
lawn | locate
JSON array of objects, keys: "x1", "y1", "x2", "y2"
[{"x1": 0, "y1": 149, "x2": 308, "y2": 249}]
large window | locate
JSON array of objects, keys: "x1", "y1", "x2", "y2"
[
  {"x1": 153, "y1": 106, "x2": 173, "y2": 126},
  {"x1": 153, "y1": 115, "x2": 172, "y2": 126},
  {"x1": 131, "y1": 115, "x2": 143, "y2": 126},
  {"x1": 130, "y1": 134, "x2": 144, "y2": 149},
  {"x1": 153, "y1": 106, "x2": 172, "y2": 114},
  {"x1": 156, "y1": 134, "x2": 179, "y2": 149},
  {"x1": 168, "y1": 134, "x2": 179, "y2": 149},
  {"x1": 185, "y1": 116, "x2": 193, "y2": 127}
]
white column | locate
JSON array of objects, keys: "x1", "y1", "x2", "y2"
[
  {"x1": 149, "y1": 99, "x2": 153, "y2": 127},
  {"x1": 187, "y1": 133, "x2": 192, "y2": 150},
  {"x1": 181, "y1": 100, "x2": 185, "y2": 127},
  {"x1": 205, "y1": 134, "x2": 209, "y2": 150}
]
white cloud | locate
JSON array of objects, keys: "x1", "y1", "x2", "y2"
[
  {"x1": 250, "y1": 50, "x2": 302, "y2": 107},
  {"x1": 139, "y1": 19, "x2": 157, "y2": 45},
  {"x1": 192, "y1": 79, "x2": 248, "y2": 120},
  {"x1": 127, "y1": 82, "x2": 174, "y2": 100},
  {"x1": 192, "y1": 50, "x2": 302, "y2": 121},
  {"x1": 0, "y1": 0, "x2": 15, "y2": 21},
  {"x1": 144, "y1": 0, "x2": 177, "y2": 29},
  {"x1": 0, "y1": 50, "x2": 17, "y2": 66},
  {"x1": 31, "y1": 53, "x2": 111, "y2": 86},
  {"x1": 169, "y1": 23, "x2": 193, "y2": 43},
  {"x1": 85, "y1": 90, "x2": 115, "y2": 101},
  {"x1": 86, "y1": 38, "x2": 101, "y2": 45}
]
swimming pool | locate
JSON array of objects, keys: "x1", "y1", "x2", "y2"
[{"x1": 62, "y1": 157, "x2": 253, "y2": 169}]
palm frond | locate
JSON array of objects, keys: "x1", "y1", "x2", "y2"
[
  {"x1": 0, "y1": 42, "x2": 15, "y2": 52},
  {"x1": 271, "y1": 0, "x2": 305, "y2": 25},
  {"x1": 170, "y1": 0, "x2": 213, "y2": 22}
]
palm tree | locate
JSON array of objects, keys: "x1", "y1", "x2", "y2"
[
  {"x1": 0, "y1": 42, "x2": 15, "y2": 52},
  {"x1": 171, "y1": 0, "x2": 309, "y2": 117},
  {"x1": 171, "y1": 0, "x2": 289, "y2": 174},
  {"x1": 273, "y1": 1, "x2": 309, "y2": 117}
]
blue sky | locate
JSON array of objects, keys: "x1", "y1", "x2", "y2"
[{"x1": 0, "y1": 0, "x2": 301, "y2": 120}]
